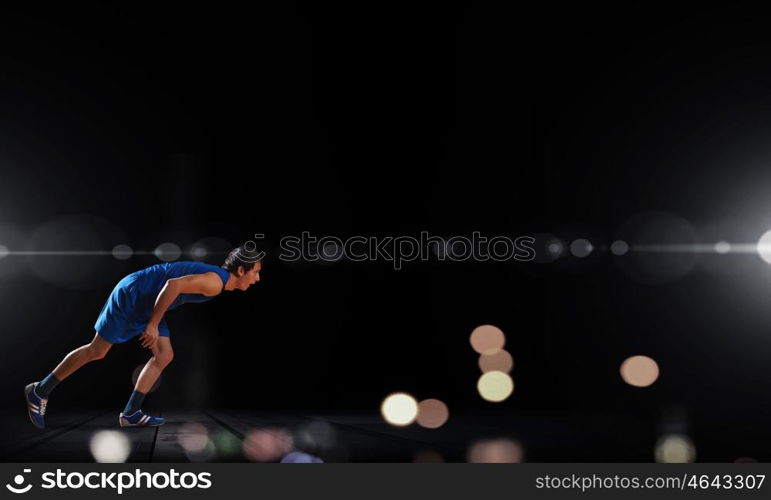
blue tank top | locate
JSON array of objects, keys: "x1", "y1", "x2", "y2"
[{"x1": 114, "y1": 261, "x2": 231, "y2": 319}]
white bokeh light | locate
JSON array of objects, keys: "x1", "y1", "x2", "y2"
[
  {"x1": 610, "y1": 240, "x2": 629, "y2": 256},
  {"x1": 381, "y1": 392, "x2": 419, "y2": 426},
  {"x1": 655, "y1": 434, "x2": 696, "y2": 463},
  {"x1": 757, "y1": 230, "x2": 771, "y2": 263},
  {"x1": 570, "y1": 238, "x2": 593, "y2": 258},
  {"x1": 477, "y1": 371, "x2": 514, "y2": 402},
  {"x1": 89, "y1": 430, "x2": 131, "y2": 463},
  {"x1": 714, "y1": 241, "x2": 731, "y2": 254},
  {"x1": 112, "y1": 244, "x2": 133, "y2": 260},
  {"x1": 154, "y1": 242, "x2": 182, "y2": 262},
  {"x1": 191, "y1": 246, "x2": 208, "y2": 260},
  {"x1": 320, "y1": 241, "x2": 344, "y2": 263},
  {"x1": 178, "y1": 423, "x2": 209, "y2": 452}
]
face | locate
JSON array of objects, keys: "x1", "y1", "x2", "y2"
[{"x1": 235, "y1": 261, "x2": 261, "y2": 291}]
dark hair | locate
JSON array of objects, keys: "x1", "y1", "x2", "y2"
[{"x1": 222, "y1": 246, "x2": 262, "y2": 274}]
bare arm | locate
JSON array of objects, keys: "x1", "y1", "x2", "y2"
[{"x1": 140, "y1": 272, "x2": 223, "y2": 348}]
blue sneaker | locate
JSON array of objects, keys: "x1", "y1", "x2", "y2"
[
  {"x1": 119, "y1": 410, "x2": 165, "y2": 427},
  {"x1": 25, "y1": 382, "x2": 47, "y2": 429}
]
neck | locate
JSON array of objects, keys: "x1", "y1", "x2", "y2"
[{"x1": 224, "y1": 273, "x2": 237, "y2": 291}]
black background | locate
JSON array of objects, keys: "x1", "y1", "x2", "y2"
[{"x1": 2, "y1": 4, "x2": 771, "y2": 461}]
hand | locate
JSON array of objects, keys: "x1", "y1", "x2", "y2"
[{"x1": 139, "y1": 324, "x2": 160, "y2": 349}]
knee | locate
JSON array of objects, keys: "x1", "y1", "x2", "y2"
[
  {"x1": 87, "y1": 344, "x2": 108, "y2": 361},
  {"x1": 154, "y1": 351, "x2": 174, "y2": 368}
]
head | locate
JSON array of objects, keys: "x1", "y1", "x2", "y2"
[{"x1": 223, "y1": 246, "x2": 262, "y2": 291}]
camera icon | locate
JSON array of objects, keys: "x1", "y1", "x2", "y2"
[{"x1": 5, "y1": 469, "x2": 32, "y2": 494}]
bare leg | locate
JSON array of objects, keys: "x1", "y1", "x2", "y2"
[
  {"x1": 134, "y1": 337, "x2": 174, "y2": 394},
  {"x1": 51, "y1": 333, "x2": 113, "y2": 381}
]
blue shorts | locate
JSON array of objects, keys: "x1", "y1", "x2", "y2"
[{"x1": 94, "y1": 279, "x2": 171, "y2": 344}]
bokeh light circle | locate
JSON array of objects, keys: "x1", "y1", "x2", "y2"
[
  {"x1": 470, "y1": 325, "x2": 506, "y2": 355},
  {"x1": 620, "y1": 355, "x2": 659, "y2": 387},
  {"x1": 416, "y1": 399, "x2": 449, "y2": 429},
  {"x1": 610, "y1": 240, "x2": 629, "y2": 256},
  {"x1": 478, "y1": 349, "x2": 514, "y2": 373},
  {"x1": 112, "y1": 244, "x2": 133, "y2": 260},
  {"x1": 381, "y1": 393, "x2": 419, "y2": 426},
  {"x1": 467, "y1": 438, "x2": 523, "y2": 463},
  {"x1": 477, "y1": 371, "x2": 514, "y2": 402},
  {"x1": 655, "y1": 434, "x2": 695, "y2": 463},
  {"x1": 89, "y1": 430, "x2": 131, "y2": 463},
  {"x1": 570, "y1": 238, "x2": 593, "y2": 258},
  {"x1": 242, "y1": 428, "x2": 293, "y2": 462},
  {"x1": 154, "y1": 242, "x2": 182, "y2": 262},
  {"x1": 757, "y1": 230, "x2": 771, "y2": 263},
  {"x1": 714, "y1": 241, "x2": 731, "y2": 254}
]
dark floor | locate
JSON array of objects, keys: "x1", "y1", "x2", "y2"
[{"x1": 0, "y1": 408, "x2": 675, "y2": 462}]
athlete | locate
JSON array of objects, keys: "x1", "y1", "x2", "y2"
[{"x1": 24, "y1": 246, "x2": 261, "y2": 428}]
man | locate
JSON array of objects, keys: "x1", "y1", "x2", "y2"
[{"x1": 24, "y1": 246, "x2": 262, "y2": 428}]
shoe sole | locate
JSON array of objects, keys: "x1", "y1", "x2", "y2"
[
  {"x1": 119, "y1": 418, "x2": 165, "y2": 428},
  {"x1": 24, "y1": 383, "x2": 44, "y2": 430}
]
